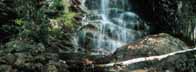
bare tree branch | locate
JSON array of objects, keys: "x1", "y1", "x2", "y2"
[{"x1": 96, "y1": 47, "x2": 196, "y2": 67}]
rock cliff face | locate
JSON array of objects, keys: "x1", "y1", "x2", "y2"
[
  {"x1": 0, "y1": 0, "x2": 18, "y2": 43},
  {"x1": 129, "y1": 0, "x2": 196, "y2": 45}
]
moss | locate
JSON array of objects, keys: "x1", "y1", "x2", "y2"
[
  {"x1": 59, "y1": 12, "x2": 77, "y2": 29},
  {"x1": 15, "y1": 19, "x2": 27, "y2": 26},
  {"x1": 49, "y1": 0, "x2": 78, "y2": 31}
]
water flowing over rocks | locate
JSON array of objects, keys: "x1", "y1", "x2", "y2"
[{"x1": 75, "y1": 0, "x2": 149, "y2": 56}]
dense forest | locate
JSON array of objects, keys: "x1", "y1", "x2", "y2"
[{"x1": 0, "y1": 0, "x2": 196, "y2": 72}]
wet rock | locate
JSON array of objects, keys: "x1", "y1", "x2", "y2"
[
  {"x1": 96, "y1": 33, "x2": 194, "y2": 72},
  {"x1": 33, "y1": 63, "x2": 44, "y2": 71},
  {"x1": 0, "y1": 58, "x2": 6, "y2": 64},
  {"x1": 46, "y1": 60, "x2": 58, "y2": 72},
  {"x1": 0, "y1": 65, "x2": 13, "y2": 72},
  {"x1": 45, "y1": 53, "x2": 59, "y2": 61},
  {"x1": 113, "y1": 33, "x2": 188, "y2": 61},
  {"x1": 92, "y1": 33, "x2": 188, "y2": 64},
  {"x1": 143, "y1": 51, "x2": 196, "y2": 72},
  {"x1": 31, "y1": 43, "x2": 46, "y2": 56},
  {"x1": 34, "y1": 55, "x2": 47, "y2": 63},
  {"x1": 58, "y1": 60, "x2": 70, "y2": 72},
  {"x1": 14, "y1": 53, "x2": 33, "y2": 66},
  {"x1": 70, "y1": 0, "x2": 83, "y2": 12},
  {"x1": 2, "y1": 53, "x2": 16, "y2": 64},
  {"x1": 130, "y1": 0, "x2": 196, "y2": 45},
  {"x1": 5, "y1": 40, "x2": 32, "y2": 53}
]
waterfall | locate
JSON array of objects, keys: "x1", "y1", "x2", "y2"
[{"x1": 75, "y1": 0, "x2": 149, "y2": 55}]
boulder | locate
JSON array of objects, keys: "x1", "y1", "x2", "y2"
[
  {"x1": 113, "y1": 33, "x2": 188, "y2": 61},
  {"x1": 91, "y1": 33, "x2": 192, "y2": 72}
]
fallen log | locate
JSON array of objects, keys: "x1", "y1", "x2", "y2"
[{"x1": 96, "y1": 47, "x2": 196, "y2": 67}]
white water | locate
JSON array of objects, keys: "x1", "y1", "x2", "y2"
[{"x1": 75, "y1": 0, "x2": 149, "y2": 55}]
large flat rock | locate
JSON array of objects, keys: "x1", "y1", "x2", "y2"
[
  {"x1": 92, "y1": 33, "x2": 194, "y2": 72},
  {"x1": 113, "y1": 33, "x2": 189, "y2": 61}
]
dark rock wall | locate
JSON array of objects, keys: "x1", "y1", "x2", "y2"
[
  {"x1": 129, "y1": 0, "x2": 196, "y2": 45},
  {"x1": 0, "y1": 0, "x2": 18, "y2": 43}
]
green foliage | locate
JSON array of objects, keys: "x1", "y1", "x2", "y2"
[
  {"x1": 15, "y1": 19, "x2": 26, "y2": 26},
  {"x1": 49, "y1": 0, "x2": 70, "y2": 12},
  {"x1": 48, "y1": 0, "x2": 78, "y2": 31},
  {"x1": 5, "y1": 40, "x2": 34, "y2": 52},
  {"x1": 63, "y1": 12, "x2": 77, "y2": 27},
  {"x1": 55, "y1": 12, "x2": 77, "y2": 30},
  {"x1": 0, "y1": 0, "x2": 77, "y2": 53},
  {"x1": 13, "y1": 0, "x2": 49, "y2": 44},
  {"x1": 48, "y1": 0, "x2": 64, "y2": 10},
  {"x1": 47, "y1": 0, "x2": 78, "y2": 52}
]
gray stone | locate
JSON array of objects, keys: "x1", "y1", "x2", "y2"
[
  {"x1": 114, "y1": 33, "x2": 188, "y2": 61},
  {"x1": 0, "y1": 65, "x2": 12, "y2": 72}
]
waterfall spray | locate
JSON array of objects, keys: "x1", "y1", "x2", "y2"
[{"x1": 76, "y1": 0, "x2": 149, "y2": 55}]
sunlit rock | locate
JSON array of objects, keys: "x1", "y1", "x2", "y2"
[{"x1": 114, "y1": 33, "x2": 188, "y2": 61}]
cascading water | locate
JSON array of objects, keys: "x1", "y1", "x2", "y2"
[{"x1": 76, "y1": 0, "x2": 149, "y2": 55}]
